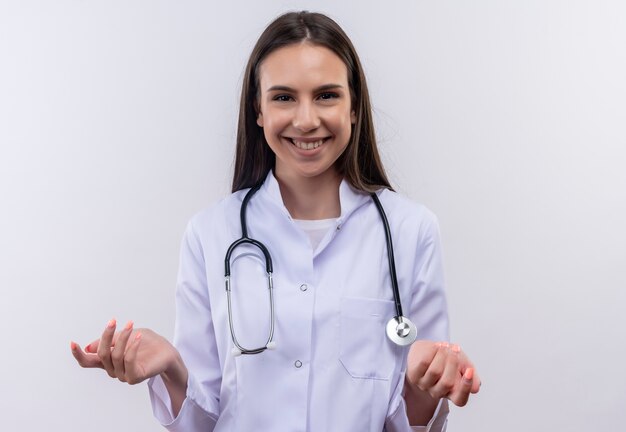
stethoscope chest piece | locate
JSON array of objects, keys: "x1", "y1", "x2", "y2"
[{"x1": 386, "y1": 316, "x2": 417, "y2": 346}]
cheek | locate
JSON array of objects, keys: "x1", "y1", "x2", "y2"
[
  {"x1": 263, "y1": 110, "x2": 291, "y2": 134},
  {"x1": 335, "y1": 111, "x2": 354, "y2": 139},
  {"x1": 322, "y1": 108, "x2": 353, "y2": 130}
]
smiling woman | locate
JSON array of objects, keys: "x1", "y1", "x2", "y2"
[{"x1": 70, "y1": 10, "x2": 479, "y2": 432}]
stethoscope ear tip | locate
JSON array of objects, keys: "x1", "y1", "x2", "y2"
[
  {"x1": 231, "y1": 347, "x2": 243, "y2": 357},
  {"x1": 266, "y1": 341, "x2": 276, "y2": 350}
]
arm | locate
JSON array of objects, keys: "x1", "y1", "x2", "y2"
[
  {"x1": 403, "y1": 214, "x2": 480, "y2": 427},
  {"x1": 147, "y1": 217, "x2": 221, "y2": 430},
  {"x1": 404, "y1": 213, "x2": 450, "y2": 428},
  {"x1": 70, "y1": 218, "x2": 221, "y2": 430}
]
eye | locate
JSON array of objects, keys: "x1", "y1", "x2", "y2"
[
  {"x1": 272, "y1": 94, "x2": 293, "y2": 102},
  {"x1": 318, "y1": 92, "x2": 339, "y2": 100}
]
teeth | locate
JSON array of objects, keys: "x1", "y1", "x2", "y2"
[{"x1": 291, "y1": 139, "x2": 324, "y2": 150}]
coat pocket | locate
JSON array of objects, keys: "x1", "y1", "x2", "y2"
[{"x1": 338, "y1": 297, "x2": 398, "y2": 380}]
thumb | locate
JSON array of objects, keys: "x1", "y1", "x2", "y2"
[{"x1": 70, "y1": 341, "x2": 104, "y2": 369}]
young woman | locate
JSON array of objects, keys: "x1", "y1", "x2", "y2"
[{"x1": 71, "y1": 11, "x2": 480, "y2": 431}]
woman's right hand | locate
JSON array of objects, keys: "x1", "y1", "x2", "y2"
[
  {"x1": 70, "y1": 319, "x2": 184, "y2": 386},
  {"x1": 71, "y1": 319, "x2": 188, "y2": 416}
]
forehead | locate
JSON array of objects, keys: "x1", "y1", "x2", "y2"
[{"x1": 258, "y1": 43, "x2": 349, "y2": 91}]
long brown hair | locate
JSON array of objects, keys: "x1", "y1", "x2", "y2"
[{"x1": 232, "y1": 11, "x2": 392, "y2": 193}]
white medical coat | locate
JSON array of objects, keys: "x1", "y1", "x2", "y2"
[{"x1": 148, "y1": 171, "x2": 450, "y2": 432}]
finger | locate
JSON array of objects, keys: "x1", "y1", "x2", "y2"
[
  {"x1": 84, "y1": 338, "x2": 101, "y2": 354},
  {"x1": 97, "y1": 318, "x2": 117, "y2": 378},
  {"x1": 428, "y1": 346, "x2": 460, "y2": 399},
  {"x1": 124, "y1": 331, "x2": 143, "y2": 385},
  {"x1": 470, "y1": 370, "x2": 481, "y2": 394},
  {"x1": 111, "y1": 320, "x2": 134, "y2": 382},
  {"x1": 454, "y1": 349, "x2": 480, "y2": 393},
  {"x1": 70, "y1": 341, "x2": 104, "y2": 369},
  {"x1": 417, "y1": 343, "x2": 449, "y2": 391},
  {"x1": 85, "y1": 332, "x2": 124, "y2": 353},
  {"x1": 406, "y1": 341, "x2": 440, "y2": 385},
  {"x1": 448, "y1": 367, "x2": 474, "y2": 407},
  {"x1": 456, "y1": 349, "x2": 475, "y2": 374}
]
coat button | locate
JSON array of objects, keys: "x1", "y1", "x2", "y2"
[
  {"x1": 294, "y1": 360, "x2": 302, "y2": 368},
  {"x1": 300, "y1": 284, "x2": 308, "y2": 292}
]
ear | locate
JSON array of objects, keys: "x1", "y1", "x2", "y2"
[
  {"x1": 253, "y1": 96, "x2": 264, "y2": 127},
  {"x1": 350, "y1": 110, "x2": 356, "y2": 124}
]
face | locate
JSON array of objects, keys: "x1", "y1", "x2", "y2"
[{"x1": 256, "y1": 43, "x2": 356, "y2": 183}]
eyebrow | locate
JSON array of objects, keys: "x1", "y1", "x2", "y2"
[{"x1": 266, "y1": 83, "x2": 344, "y2": 92}]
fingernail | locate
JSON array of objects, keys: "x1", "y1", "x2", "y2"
[
  {"x1": 125, "y1": 320, "x2": 134, "y2": 330},
  {"x1": 135, "y1": 332, "x2": 142, "y2": 341},
  {"x1": 70, "y1": 341, "x2": 77, "y2": 350},
  {"x1": 464, "y1": 368, "x2": 474, "y2": 381},
  {"x1": 107, "y1": 318, "x2": 116, "y2": 329},
  {"x1": 84, "y1": 343, "x2": 91, "y2": 353},
  {"x1": 441, "y1": 342, "x2": 450, "y2": 349},
  {"x1": 452, "y1": 344, "x2": 461, "y2": 354}
]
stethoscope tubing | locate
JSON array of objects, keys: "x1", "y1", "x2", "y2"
[
  {"x1": 224, "y1": 182, "x2": 416, "y2": 355},
  {"x1": 370, "y1": 192, "x2": 404, "y2": 320},
  {"x1": 224, "y1": 183, "x2": 276, "y2": 355}
]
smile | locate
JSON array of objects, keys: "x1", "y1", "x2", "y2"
[{"x1": 287, "y1": 137, "x2": 328, "y2": 150}]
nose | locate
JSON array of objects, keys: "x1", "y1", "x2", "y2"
[{"x1": 292, "y1": 101, "x2": 320, "y2": 132}]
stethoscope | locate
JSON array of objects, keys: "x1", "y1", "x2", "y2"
[{"x1": 224, "y1": 182, "x2": 418, "y2": 356}]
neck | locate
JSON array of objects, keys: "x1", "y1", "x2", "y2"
[{"x1": 274, "y1": 169, "x2": 342, "y2": 220}]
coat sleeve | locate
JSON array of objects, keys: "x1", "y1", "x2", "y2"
[
  {"x1": 147, "y1": 217, "x2": 221, "y2": 431},
  {"x1": 408, "y1": 211, "x2": 449, "y2": 344},
  {"x1": 386, "y1": 393, "x2": 449, "y2": 432},
  {"x1": 385, "y1": 210, "x2": 450, "y2": 432}
]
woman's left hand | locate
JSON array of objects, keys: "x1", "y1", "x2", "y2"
[{"x1": 406, "y1": 340, "x2": 481, "y2": 407}]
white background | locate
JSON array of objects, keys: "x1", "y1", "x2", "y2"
[{"x1": 1, "y1": 1, "x2": 625, "y2": 430}]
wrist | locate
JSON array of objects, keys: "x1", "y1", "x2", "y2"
[
  {"x1": 161, "y1": 350, "x2": 188, "y2": 389},
  {"x1": 160, "y1": 350, "x2": 188, "y2": 417},
  {"x1": 403, "y1": 378, "x2": 440, "y2": 426}
]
